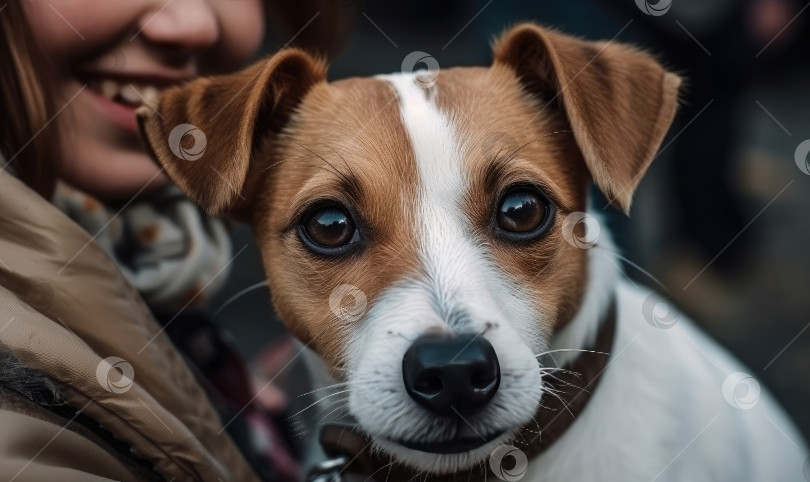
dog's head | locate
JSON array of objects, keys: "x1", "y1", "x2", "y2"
[{"x1": 138, "y1": 23, "x2": 679, "y2": 474}]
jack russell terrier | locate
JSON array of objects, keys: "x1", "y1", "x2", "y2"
[{"x1": 138, "y1": 23, "x2": 807, "y2": 482}]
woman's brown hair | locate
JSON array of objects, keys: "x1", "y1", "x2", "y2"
[{"x1": 0, "y1": 1, "x2": 60, "y2": 197}]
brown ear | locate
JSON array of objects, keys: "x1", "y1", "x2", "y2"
[
  {"x1": 137, "y1": 48, "x2": 326, "y2": 219},
  {"x1": 493, "y1": 24, "x2": 681, "y2": 213}
]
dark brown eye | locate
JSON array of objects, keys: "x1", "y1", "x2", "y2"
[
  {"x1": 495, "y1": 189, "x2": 553, "y2": 240},
  {"x1": 300, "y1": 205, "x2": 358, "y2": 254}
]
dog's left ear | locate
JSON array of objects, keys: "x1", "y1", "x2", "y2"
[
  {"x1": 493, "y1": 24, "x2": 681, "y2": 213},
  {"x1": 137, "y1": 48, "x2": 326, "y2": 220}
]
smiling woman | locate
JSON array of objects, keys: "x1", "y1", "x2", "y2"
[
  {"x1": 20, "y1": 0, "x2": 264, "y2": 199},
  {"x1": 0, "y1": 1, "x2": 354, "y2": 481}
]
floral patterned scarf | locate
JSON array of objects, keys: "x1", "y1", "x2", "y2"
[{"x1": 52, "y1": 182, "x2": 232, "y2": 314}]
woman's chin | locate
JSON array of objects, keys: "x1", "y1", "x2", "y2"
[{"x1": 59, "y1": 148, "x2": 168, "y2": 201}]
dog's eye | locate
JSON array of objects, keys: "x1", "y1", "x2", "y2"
[
  {"x1": 494, "y1": 188, "x2": 553, "y2": 240},
  {"x1": 299, "y1": 205, "x2": 358, "y2": 254}
]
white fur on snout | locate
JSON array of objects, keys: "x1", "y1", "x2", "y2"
[{"x1": 344, "y1": 73, "x2": 547, "y2": 474}]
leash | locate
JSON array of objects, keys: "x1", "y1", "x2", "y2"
[{"x1": 306, "y1": 298, "x2": 617, "y2": 481}]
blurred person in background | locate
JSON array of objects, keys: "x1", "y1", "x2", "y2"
[{"x1": 0, "y1": 0, "x2": 352, "y2": 480}]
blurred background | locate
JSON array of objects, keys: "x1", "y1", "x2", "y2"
[{"x1": 208, "y1": 0, "x2": 810, "y2": 454}]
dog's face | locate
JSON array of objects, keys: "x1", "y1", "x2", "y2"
[{"x1": 139, "y1": 24, "x2": 679, "y2": 473}]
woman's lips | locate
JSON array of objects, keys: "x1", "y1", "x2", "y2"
[
  {"x1": 78, "y1": 71, "x2": 191, "y2": 134},
  {"x1": 84, "y1": 87, "x2": 141, "y2": 133}
]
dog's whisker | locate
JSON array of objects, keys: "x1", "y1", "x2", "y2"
[
  {"x1": 260, "y1": 155, "x2": 304, "y2": 173},
  {"x1": 293, "y1": 380, "x2": 376, "y2": 400},
  {"x1": 331, "y1": 147, "x2": 364, "y2": 196},
  {"x1": 539, "y1": 371, "x2": 578, "y2": 384},
  {"x1": 593, "y1": 245, "x2": 668, "y2": 292},
  {"x1": 538, "y1": 371, "x2": 582, "y2": 381},
  {"x1": 534, "y1": 348, "x2": 611, "y2": 357},
  {"x1": 541, "y1": 373, "x2": 584, "y2": 388},
  {"x1": 537, "y1": 366, "x2": 583, "y2": 377},
  {"x1": 537, "y1": 366, "x2": 582, "y2": 374},
  {"x1": 292, "y1": 383, "x2": 351, "y2": 399},
  {"x1": 542, "y1": 374, "x2": 588, "y2": 392},
  {"x1": 532, "y1": 413, "x2": 542, "y2": 431},
  {"x1": 315, "y1": 401, "x2": 351, "y2": 426},
  {"x1": 213, "y1": 279, "x2": 269, "y2": 316},
  {"x1": 294, "y1": 141, "x2": 359, "y2": 191},
  {"x1": 544, "y1": 389, "x2": 577, "y2": 419},
  {"x1": 286, "y1": 389, "x2": 352, "y2": 419}
]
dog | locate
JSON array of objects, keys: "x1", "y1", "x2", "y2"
[{"x1": 137, "y1": 23, "x2": 808, "y2": 481}]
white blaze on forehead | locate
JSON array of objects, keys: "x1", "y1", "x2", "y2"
[
  {"x1": 378, "y1": 73, "x2": 475, "y2": 324},
  {"x1": 376, "y1": 73, "x2": 542, "y2": 341},
  {"x1": 379, "y1": 74, "x2": 465, "y2": 209}
]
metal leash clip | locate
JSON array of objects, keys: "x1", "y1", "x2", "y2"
[{"x1": 305, "y1": 455, "x2": 350, "y2": 482}]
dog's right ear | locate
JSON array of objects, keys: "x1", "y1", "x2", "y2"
[{"x1": 137, "y1": 48, "x2": 326, "y2": 219}]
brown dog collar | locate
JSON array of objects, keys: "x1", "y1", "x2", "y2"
[{"x1": 308, "y1": 299, "x2": 617, "y2": 481}]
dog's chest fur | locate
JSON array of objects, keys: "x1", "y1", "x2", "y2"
[{"x1": 526, "y1": 246, "x2": 807, "y2": 481}]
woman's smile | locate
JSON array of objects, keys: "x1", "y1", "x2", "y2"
[
  {"x1": 21, "y1": 0, "x2": 264, "y2": 199},
  {"x1": 78, "y1": 69, "x2": 194, "y2": 133}
]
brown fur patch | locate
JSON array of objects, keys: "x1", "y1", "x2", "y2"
[{"x1": 252, "y1": 78, "x2": 422, "y2": 372}]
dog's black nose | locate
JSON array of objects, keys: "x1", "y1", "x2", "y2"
[{"x1": 402, "y1": 334, "x2": 500, "y2": 417}]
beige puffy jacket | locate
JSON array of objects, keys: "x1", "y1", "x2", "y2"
[{"x1": 0, "y1": 170, "x2": 260, "y2": 481}]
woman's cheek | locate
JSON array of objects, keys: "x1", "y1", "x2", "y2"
[
  {"x1": 211, "y1": 0, "x2": 265, "y2": 70},
  {"x1": 25, "y1": 1, "x2": 126, "y2": 61}
]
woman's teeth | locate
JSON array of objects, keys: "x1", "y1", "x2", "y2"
[{"x1": 94, "y1": 79, "x2": 161, "y2": 107}]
